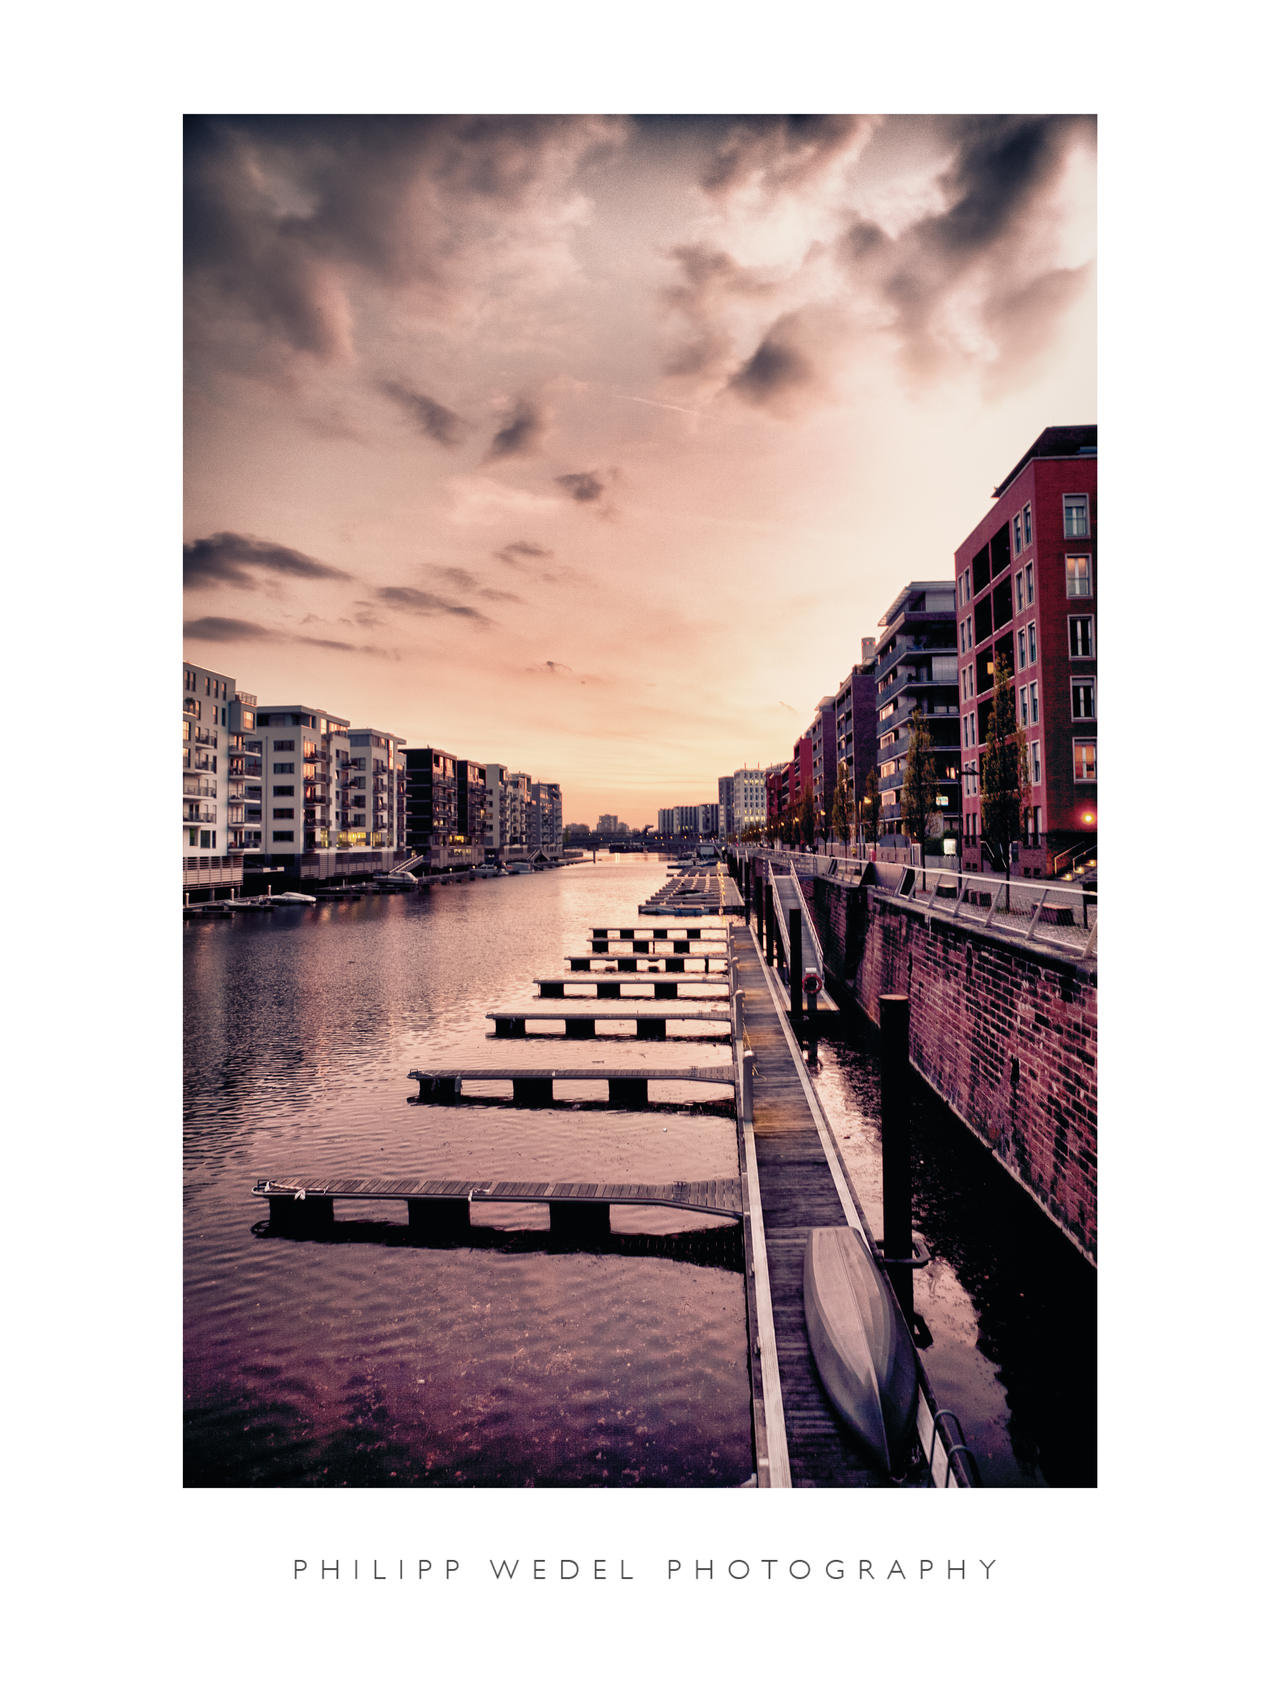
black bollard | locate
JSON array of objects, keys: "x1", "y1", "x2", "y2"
[
  {"x1": 806, "y1": 984, "x2": 818, "y2": 1063},
  {"x1": 879, "y1": 993, "x2": 914, "y2": 1318},
  {"x1": 789, "y1": 908, "x2": 802, "y2": 1029}
]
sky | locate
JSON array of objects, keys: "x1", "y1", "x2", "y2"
[{"x1": 184, "y1": 113, "x2": 1096, "y2": 827}]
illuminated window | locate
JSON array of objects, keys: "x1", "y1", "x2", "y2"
[
  {"x1": 1073, "y1": 740, "x2": 1097, "y2": 782},
  {"x1": 1066, "y1": 555, "x2": 1092, "y2": 596}
]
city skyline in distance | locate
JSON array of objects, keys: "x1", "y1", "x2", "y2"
[{"x1": 185, "y1": 113, "x2": 1096, "y2": 825}]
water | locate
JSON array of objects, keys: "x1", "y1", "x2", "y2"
[
  {"x1": 185, "y1": 855, "x2": 1096, "y2": 1488},
  {"x1": 812, "y1": 1011, "x2": 1097, "y2": 1487},
  {"x1": 184, "y1": 856, "x2": 751, "y2": 1487}
]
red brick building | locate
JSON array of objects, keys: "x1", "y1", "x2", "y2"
[{"x1": 954, "y1": 425, "x2": 1097, "y2": 877}]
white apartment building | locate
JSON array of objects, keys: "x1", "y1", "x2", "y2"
[
  {"x1": 347, "y1": 728, "x2": 407, "y2": 857},
  {"x1": 731, "y1": 768, "x2": 767, "y2": 833},
  {"x1": 183, "y1": 661, "x2": 245, "y2": 899},
  {"x1": 505, "y1": 771, "x2": 533, "y2": 858}
]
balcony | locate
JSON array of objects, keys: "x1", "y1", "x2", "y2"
[{"x1": 183, "y1": 804, "x2": 217, "y2": 825}]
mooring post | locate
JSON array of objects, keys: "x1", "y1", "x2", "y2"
[
  {"x1": 740, "y1": 1048, "x2": 755, "y2": 1124},
  {"x1": 879, "y1": 993, "x2": 914, "y2": 1318},
  {"x1": 806, "y1": 984, "x2": 818, "y2": 1063},
  {"x1": 732, "y1": 989, "x2": 744, "y2": 1041},
  {"x1": 789, "y1": 908, "x2": 802, "y2": 1029}
]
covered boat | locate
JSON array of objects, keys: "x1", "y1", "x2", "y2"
[{"x1": 803, "y1": 1225, "x2": 918, "y2": 1478}]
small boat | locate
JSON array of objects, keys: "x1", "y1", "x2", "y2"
[
  {"x1": 271, "y1": 891, "x2": 316, "y2": 905},
  {"x1": 803, "y1": 1225, "x2": 918, "y2": 1478},
  {"x1": 506, "y1": 862, "x2": 533, "y2": 874},
  {"x1": 225, "y1": 897, "x2": 268, "y2": 909}
]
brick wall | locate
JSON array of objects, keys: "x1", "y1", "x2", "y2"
[{"x1": 766, "y1": 857, "x2": 1096, "y2": 1260}]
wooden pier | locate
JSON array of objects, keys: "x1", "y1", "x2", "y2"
[
  {"x1": 488, "y1": 1009, "x2": 731, "y2": 1039},
  {"x1": 731, "y1": 921, "x2": 889, "y2": 1486},
  {"x1": 535, "y1": 973, "x2": 728, "y2": 999},
  {"x1": 254, "y1": 1174, "x2": 742, "y2": 1237},
  {"x1": 407, "y1": 1063, "x2": 734, "y2": 1107},
  {"x1": 566, "y1": 951, "x2": 728, "y2": 972}
]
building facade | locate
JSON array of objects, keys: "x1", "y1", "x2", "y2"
[
  {"x1": 530, "y1": 780, "x2": 563, "y2": 858},
  {"x1": 834, "y1": 649, "x2": 877, "y2": 845},
  {"x1": 954, "y1": 425, "x2": 1097, "y2": 877},
  {"x1": 873, "y1": 583, "x2": 960, "y2": 843},
  {"x1": 730, "y1": 768, "x2": 766, "y2": 835},
  {"x1": 183, "y1": 661, "x2": 245, "y2": 899}
]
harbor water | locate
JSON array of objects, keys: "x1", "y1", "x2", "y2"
[{"x1": 184, "y1": 853, "x2": 1095, "y2": 1488}]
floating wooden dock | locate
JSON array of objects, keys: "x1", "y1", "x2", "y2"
[
  {"x1": 591, "y1": 926, "x2": 727, "y2": 941},
  {"x1": 535, "y1": 974, "x2": 728, "y2": 998},
  {"x1": 407, "y1": 1063, "x2": 735, "y2": 1107},
  {"x1": 254, "y1": 1174, "x2": 742, "y2": 1236},
  {"x1": 488, "y1": 1009, "x2": 731, "y2": 1039},
  {"x1": 566, "y1": 951, "x2": 728, "y2": 972}
]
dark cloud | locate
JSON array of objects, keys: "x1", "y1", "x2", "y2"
[
  {"x1": 486, "y1": 398, "x2": 546, "y2": 461},
  {"x1": 843, "y1": 114, "x2": 1096, "y2": 379},
  {"x1": 184, "y1": 531, "x2": 352, "y2": 591},
  {"x1": 554, "y1": 470, "x2": 607, "y2": 504},
  {"x1": 494, "y1": 539, "x2": 553, "y2": 566},
  {"x1": 183, "y1": 616, "x2": 274, "y2": 643},
  {"x1": 185, "y1": 115, "x2": 625, "y2": 372},
  {"x1": 701, "y1": 115, "x2": 875, "y2": 200},
  {"x1": 376, "y1": 585, "x2": 493, "y2": 624},
  {"x1": 436, "y1": 565, "x2": 523, "y2": 603},
  {"x1": 183, "y1": 614, "x2": 390, "y2": 656},
  {"x1": 662, "y1": 242, "x2": 773, "y2": 380},
  {"x1": 382, "y1": 381, "x2": 468, "y2": 446},
  {"x1": 726, "y1": 314, "x2": 822, "y2": 414}
]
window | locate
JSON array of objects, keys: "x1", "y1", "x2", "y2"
[
  {"x1": 1013, "y1": 513, "x2": 1022, "y2": 555},
  {"x1": 1029, "y1": 679, "x2": 1039, "y2": 724},
  {"x1": 273, "y1": 762, "x2": 295, "y2": 774},
  {"x1": 272, "y1": 785, "x2": 295, "y2": 797},
  {"x1": 1030, "y1": 740, "x2": 1042, "y2": 785},
  {"x1": 1024, "y1": 504, "x2": 1032, "y2": 545},
  {"x1": 187, "y1": 828, "x2": 197, "y2": 846},
  {"x1": 1066, "y1": 554, "x2": 1092, "y2": 596},
  {"x1": 274, "y1": 739, "x2": 295, "y2": 751},
  {"x1": 1071, "y1": 676, "x2": 1096, "y2": 719},
  {"x1": 1074, "y1": 740, "x2": 1097, "y2": 782},
  {"x1": 1017, "y1": 628, "x2": 1027, "y2": 669},
  {"x1": 1063, "y1": 494, "x2": 1090, "y2": 537},
  {"x1": 1019, "y1": 686, "x2": 1029, "y2": 726},
  {"x1": 1025, "y1": 561, "x2": 1035, "y2": 604},
  {"x1": 272, "y1": 831, "x2": 293, "y2": 843},
  {"x1": 1015, "y1": 571, "x2": 1024, "y2": 613},
  {"x1": 1069, "y1": 616, "x2": 1095, "y2": 658},
  {"x1": 1028, "y1": 621, "x2": 1037, "y2": 663},
  {"x1": 273, "y1": 807, "x2": 295, "y2": 820}
]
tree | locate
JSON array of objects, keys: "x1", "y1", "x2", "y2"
[
  {"x1": 831, "y1": 761, "x2": 852, "y2": 855},
  {"x1": 861, "y1": 765, "x2": 881, "y2": 851},
  {"x1": 900, "y1": 706, "x2": 939, "y2": 888},
  {"x1": 798, "y1": 784, "x2": 817, "y2": 851},
  {"x1": 981, "y1": 656, "x2": 1030, "y2": 906}
]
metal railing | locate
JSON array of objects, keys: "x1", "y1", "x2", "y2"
[{"x1": 892, "y1": 868, "x2": 1097, "y2": 959}]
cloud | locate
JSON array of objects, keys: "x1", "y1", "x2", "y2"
[
  {"x1": 184, "y1": 531, "x2": 353, "y2": 590},
  {"x1": 841, "y1": 114, "x2": 1096, "y2": 380},
  {"x1": 375, "y1": 585, "x2": 493, "y2": 624},
  {"x1": 185, "y1": 114, "x2": 626, "y2": 375},
  {"x1": 661, "y1": 242, "x2": 776, "y2": 380},
  {"x1": 529, "y1": 659, "x2": 572, "y2": 674},
  {"x1": 486, "y1": 397, "x2": 547, "y2": 460},
  {"x1": 495, "y1": 539, "x2": 553, "y2": 566},
  {"x1": 435, "y1": 565, "x2": 523, "y2": 603},
  {"x1": 553, "y1": 469, "x2": 619, "y2": 513},
  {"x1": 700, "y1": 115, "x2": 877, "y2": 202},
  {"x1": 183, "y1": 614, "x2": 391, "y2": 655},
  {"x1": 382, "y1": 381, "x2": 468, "y2": 446}
]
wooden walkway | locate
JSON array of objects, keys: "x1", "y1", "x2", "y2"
[
  {"x1": 535, "y1": 974, "x2": 728, "y2": 997},
  {"x1": 733, "y1": 922, "x2": 884, "y2": 1487},
  {"x1": 407, "y1": 1063, "x2": 734, "y2": 1107},
  {"x1": 488, "y1": 1009, "x2": 730, "y2": 1038}
]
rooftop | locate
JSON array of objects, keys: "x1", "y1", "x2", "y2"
[{"x1": 992, "y1": 425, "x2": 1097, "y2": 497}]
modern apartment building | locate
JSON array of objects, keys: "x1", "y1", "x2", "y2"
[
  {"x1": 806, "y1": 697, "x2": 838, "y2": 835},
  {"x1": 730, "y1": 768, "x2": 766, "y2": 834},
  {"x1": 348, "y1": 728, "x2": 408, "y2": 858},
  {"x1": 406, "y1": 747, "x2": 487, "y2": 870},
  {"x1": 954, "y1": 425, "x2": 1097, "y2": 877},
  {"x1": 873, "y1": 583, "x2": 960, "y2": 843},
  {"x1": 718, "y1": 775, "x2": 735, "y2": 840},
  {"x1": 182, "y1": 661, "x2": 245, "y2": 899},
  {"x1": 834, "y1": 645, "x2": 877, "y2": 837},
  {"x1": 530, "y1": 780, "x2": 563, "y2": 859}
]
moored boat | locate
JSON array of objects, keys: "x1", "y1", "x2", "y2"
[
  {"x1": 803, "y1": 1224, "x2": 918, "y2": 1478},
  {"x1": 271, "y1": 891, "x2": 316, "y2": 905}
]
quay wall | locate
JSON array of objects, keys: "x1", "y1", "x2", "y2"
[{"x1": 748, "y1": 856, "x2": 1097, "y2": 1260}]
